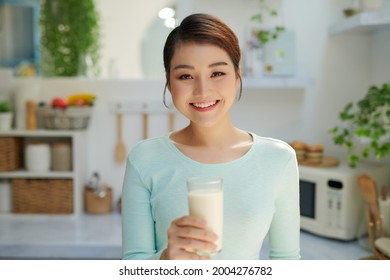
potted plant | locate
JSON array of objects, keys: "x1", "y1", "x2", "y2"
[
  {"x1": 245, "y1": 0, "x2": 285, "y2": 76},
  {"x1": 0, "y1": 101, "x2": 13, "y2": 131},
  {"x1": 250, "y1": 0, "x2": 285, "y2": 46},
  {"x1": 328, "y1": 83, "x2": 390, "y2": 168},
  {"x1": 40, "y1": 0, "x2": 101, "y2": 77}
]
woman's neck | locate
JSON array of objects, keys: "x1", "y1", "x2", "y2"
[
  {"x1": 170, "y1": 119, "x2": 253, "y2": 164},
  {"x1": 184, "y1": 119, "x2": 238, "y2": 146}
]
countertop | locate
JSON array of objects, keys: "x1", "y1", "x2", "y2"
[
  {"x1": 0, "y1": 213, "x2": 122, "y2": 259},
  {"x1": 0, "y1": 212, "x2": 372, "y2": 260}
]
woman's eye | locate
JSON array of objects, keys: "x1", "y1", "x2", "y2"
[
  {"x1": 211, "y1": 72, "x2": 224, "y2": 77},
  {"x1": 179, "y1": 74, "x2": 192, "y2": 80}
]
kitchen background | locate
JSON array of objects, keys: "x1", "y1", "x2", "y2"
[{"x1": 0, "y1": 0, "x2": 389, "y2": 259}]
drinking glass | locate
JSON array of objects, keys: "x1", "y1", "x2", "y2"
[{"x1": 187, "y1": 177, "x2": 223, "y2": 256}]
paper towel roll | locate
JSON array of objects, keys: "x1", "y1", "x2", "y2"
[
  {"x1": 13, "y1": 82, "x2": 39, "y2": 130},
  {"x1": 379, "y1": 198, "x2": 390, "y2": 236}
]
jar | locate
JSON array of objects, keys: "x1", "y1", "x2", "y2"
[
  {"x1": 25, "y1": 142, "x2": 51, "y2": 172},
  {"x1": 52, "y1": 141, "x2": 72, "y2": 171}
]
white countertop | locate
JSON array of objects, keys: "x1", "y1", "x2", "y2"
[
  {"x1": 0, "y1": 213, "x2": 122, "y2": 259},
  {"x1": 0, "y1": 212, "x2": 371, "y2": 260}
]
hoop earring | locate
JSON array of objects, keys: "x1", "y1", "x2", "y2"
[{"x1": 163, "y1": 81, "x2": 169, "y2": 108}]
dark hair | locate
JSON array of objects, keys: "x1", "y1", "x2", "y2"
[{"x1": 163, "y1": 13, "x2": 242, "y2": 106}]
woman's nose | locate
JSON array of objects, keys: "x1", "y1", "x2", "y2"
[{"x1": 193, "y1": 77, "x2": 208, "y2": 97}]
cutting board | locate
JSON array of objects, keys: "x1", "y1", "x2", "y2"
[{"x1": 298, "y1": 156, "x2": 340, "y2": 167}]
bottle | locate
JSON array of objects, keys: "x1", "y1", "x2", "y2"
[{"x1": 26, "y1": 100, "x2": 37, "y2": 130}]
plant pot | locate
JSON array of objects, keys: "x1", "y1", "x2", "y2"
[{"x1": 0, "y1": 112, "x2": 13, "y2": 131}]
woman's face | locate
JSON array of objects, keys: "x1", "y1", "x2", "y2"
[{"x1": 168, "y1": 43, "x2": 240, "y2": 128}]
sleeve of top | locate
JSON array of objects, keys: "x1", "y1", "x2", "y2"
[
  {"x1": 268, "y1": 155, "x2": 301, "y2": 259},
  {"x1": 121, "y1": 157, "x2": 162, "y2": 260}
]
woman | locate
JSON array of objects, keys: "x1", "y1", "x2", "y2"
[{"x1": 122, "y1": 13, "x2": 300, "y2": 260}]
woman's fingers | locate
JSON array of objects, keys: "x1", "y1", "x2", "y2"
[
  {"x1": 170, "y1": 218, "x2": 218, "y2": 242},
  {"x1": 163, "y1": 215, "x2": 218, "y2": 260}
]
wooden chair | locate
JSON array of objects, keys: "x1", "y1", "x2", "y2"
[{"x1": 358, "y1": 174, "x2": 390, "y2": 260}]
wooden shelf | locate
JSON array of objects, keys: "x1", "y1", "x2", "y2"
[
  {"x1": 242, "y1": 76, "x2": 312, "y2": 90},
  {"x1": 0, "y1": 170, "x2": 74, "y2": 179},
  {"x1": 329, "y1": 9, "x2": 390, "y2": 35},
  {"x1": 0, "y1": 129, "x2": 85, "y2": 137},
  {"x1": 0, "y1": 130, "x2": 87, "y2": 216}
]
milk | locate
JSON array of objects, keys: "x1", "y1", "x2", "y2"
[{"x1": 187, "y1": 177, "x2": 223, "y2": 256}]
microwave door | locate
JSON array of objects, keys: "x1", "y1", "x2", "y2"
[
  {"x1": 300, "y1": 179, "x2": 316, "y2": 219},
  {"x1": 299, "y1": 178, "x2": 329, "y2": 237}
]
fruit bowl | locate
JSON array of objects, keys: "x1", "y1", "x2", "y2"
[{"x1": 39, "y1": 106, "x2": 92, "y2": 130}]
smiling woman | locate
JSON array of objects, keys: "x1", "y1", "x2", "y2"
[{"x1": 121, "y1": 13, "x2": 301, "y2": 261}]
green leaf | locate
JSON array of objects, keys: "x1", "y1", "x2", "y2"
[
  {"x1": 333, "y1": 134, "x2": 345, "y2": 145},
  {"x1": 0, "y1": 101, "x2": 12, "y2": 112},
  {"x1": 345, "y1": 140, "x2": 353, "y2": 149},
  {"x1": 258, "y1": 32, "x2": 270, "y2": 44},
  {"x1": 355, "y1": 127, "x2": 368, "y2": 137},
  {"x1": 348, "y1": 154, "x2": 359, "y2": 168},
  {"x1": 362, "y1": 147, "x2": 369, "y2": 158},
  {"x1": 328, "y1": 127, "x2": 338, "y2": 134},
  {"x1": 250, "y1": 14, "x2": 262, "y2": 22}
]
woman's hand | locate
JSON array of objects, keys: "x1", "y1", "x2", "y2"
[{"x1": 160, "y1": 215, "x2": 218, "y2": 260}]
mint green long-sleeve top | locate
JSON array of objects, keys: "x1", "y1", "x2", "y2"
[{"x1": 121, "y1": 132, "x2": 300, "y2": 260}]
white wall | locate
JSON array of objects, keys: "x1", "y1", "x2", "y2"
[
  {"x1": 95, "y1": 0, "x2": 173, "y2": 78},
  {"x1": 4, "y1": 0, "x2": 390, "y2": 207}
]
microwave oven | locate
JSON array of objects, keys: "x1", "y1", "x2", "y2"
[{"x1": 299, "y1": 160, "x2": 390, "y2": 240}]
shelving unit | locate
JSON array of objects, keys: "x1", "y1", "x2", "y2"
[
  {"x1": 329, "y1": 9, "x2": 390, "y2": 35},
  {"x1": 0, "y1": 130, "x2": 88, "y2": 217}
]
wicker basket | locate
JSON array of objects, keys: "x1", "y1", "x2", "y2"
[
  {"x1": 39, "y1": 106, "x2": 92, "y2": 130},
  {"x1": 12, "y1": 179, "x2": 73, "y2": 214},
  {"x1": 84, "y1": 186, "x2": 112, "y2": 214},
  {"x1": 0, "y1": 137, "x2": 23, "y2": 172}
]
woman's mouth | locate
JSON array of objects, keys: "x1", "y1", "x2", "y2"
[{"x1": 191, "y1": 100, "x2": 220, "y2": 111}]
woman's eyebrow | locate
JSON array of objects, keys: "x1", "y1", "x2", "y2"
[
  {"x1": 173, "y1": 64, "x2": 194, "y2": 70},
  {"x1": 173, "y1": 61, "x2": 228, "y2": 70},
  {"x1": 209, "y1": 61, "x2": 228, "y2": 68}
]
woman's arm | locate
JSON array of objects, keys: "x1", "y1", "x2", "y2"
[
  {"x1": 122, "y1": 157, "x2": 217, "y2": 260},
  {"x1": 121, "y1": 159, "x2": 160, "y2": 260},
  {"x1": 268, "y1": 155, "x2": 301, "y2": 259}
]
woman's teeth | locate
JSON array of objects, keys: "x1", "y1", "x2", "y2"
[{"x1": 192, "y1": 101, "x2": 217, "y2": 108}]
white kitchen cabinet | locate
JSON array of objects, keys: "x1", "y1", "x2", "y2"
[
  {"x1": 329, "y1": 8, "x2": 390, "y2": 35},
  {"x1": 0, "y1": 130, "x2": 87, "y2": 217}
]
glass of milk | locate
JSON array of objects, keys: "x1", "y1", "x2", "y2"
[{"x1": 187, "y1": 177, "x2": 223, "y2": 256}]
